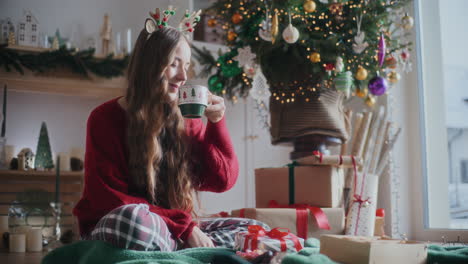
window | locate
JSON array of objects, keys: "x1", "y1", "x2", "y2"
[
  {"x1": 32, "y1": 24, "x2": 36, "y2": 31},
  {"x1": 19, "y1": 34, "x2": 24, "y2": 41},
  {"x1": 20, "y1": 23, "x2": 25, "y2": 30},
  {"x1": 31, "y1": 35, "x2": 36, "y2": 42},
  {"x1": 26, "y1": 15, "x2": 31, "y2": 22},
  {"x1": 461, "y1": 160, "x2": 468, "y2": 184},
  {"x1": 412, "y1": 0, "x2": 468, "y2": 240}
]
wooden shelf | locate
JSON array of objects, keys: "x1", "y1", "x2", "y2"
[
  {"x1": 0, "y1": 170, "x2": 83, "y2": 181},
  {"x1": 0, "y1": 69, "x2": 125, "y2": 98},
  {"x1": 6, "y1": 44, "x2": 53, "y2": 53}
]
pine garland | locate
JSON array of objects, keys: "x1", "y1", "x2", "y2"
[{"x1": 0, "y1": 44, "x2": 129, "y2": 78}]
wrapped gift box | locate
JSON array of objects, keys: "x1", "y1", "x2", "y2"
[
  {"x1": 234, "y1": 226, "x2": 304, "y2": 253},
  {"x1": 255, "y1": 166, "x2": 344, "y2": 208},
  {"x1": 320, "y1": 235, "x2": 428, "y2": 264},
  {"x1": 231, "y1": 207, "x2": 345, "y2": 239},
  {"x1": 345, "y1": 174, "x2": 379, "y2": 236}
]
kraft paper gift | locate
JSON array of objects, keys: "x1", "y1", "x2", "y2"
[
  {"x1": 320, "y1": 235, "x2": 428, "y2": 264},
  {"x1": 255, "y1": 165, "x2": 344, "y2": 208},
  {"x1": 231, "y1": 207, "x2": 344, "y2": 239}
]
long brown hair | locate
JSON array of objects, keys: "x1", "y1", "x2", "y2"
[{"x1": 125, "y1": 27, "x2": 195, "y2": 213}]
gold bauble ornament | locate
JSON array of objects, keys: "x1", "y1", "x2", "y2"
[
  {"x1": 387, "y1": 71, "x2": 401, "y2": 83},
  {"x1": 231, "y1": 13, "x2": 243, "y2": 24},
  {"x1": 303, "y1": 0, "x2": 317, "y2": 12},
  {"x1": 207, "y1": 18, "x2": 217, "y2": 27},
  {"x1": 365, "y1": 96, "x2": 376, "y2": 107},
  {"x1": 309, "y1": 52, "x2": 321, "y2": 63},
  {"x1": 356, "y1": 87, "x2": 368, "y2": 98},
  {"x1": 355, "y1": 66, "x2": 368, "y2": 81},
  {"x1": 401, "y1": 14, "x2": 414, "y2": 30},
  {"x1": 227, "y1": 31, "x2": 237, "y2": 42},
  {"x1": 271, "y1": 11, "x2": 279, "y2": 44}
]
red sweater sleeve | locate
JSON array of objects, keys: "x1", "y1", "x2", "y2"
[
  {"x1": 186, "y1": 117, "x2": 239, "y2": 192},
  {"x1": 73, "y1": 101, "x2": 195, "y2": 241}
]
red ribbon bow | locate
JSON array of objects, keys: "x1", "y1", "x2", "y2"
[
  {"x1": 243, "y1": 225, "x2": 302, "y2": 252},
  {"x1": 312, "y1": 150, "x2": 323, "y2": 163},
  {"x1": 353, "y1": 194, "x2": 371, "y2": 205},
  {"x1": 268, "y1": 200, "x2": 330, "y2": 239},
  {"x1": 243, "y1": 225, "x2": 267, "y2": 251}
]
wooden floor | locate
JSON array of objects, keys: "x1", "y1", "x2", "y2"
[{"x1": 0, "y1": 249, "x2": 45, "y2": 264}]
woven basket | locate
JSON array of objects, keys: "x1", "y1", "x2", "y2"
[{"x1": 269, "y1": 89, "x2": 349, "y2": 152}]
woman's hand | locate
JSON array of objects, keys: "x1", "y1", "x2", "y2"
[
  {"x1": 186, "y1": 226, "x2": 215, "y2": 248},
  {"x1": 205, "y1": 93, "x2": 225, "y2": 123}
]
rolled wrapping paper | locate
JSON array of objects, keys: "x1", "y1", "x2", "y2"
[
  {"x1": 9, "y1": 233, "x2": 26, "y2": 252},
  {"x1": 58, "y1": 152, "x2": 70, "y2": 171},
  {"x1": 352, "y1": 111, "x2": 373, "y2": 159},
  {"x1": 334, "y1": 71, "x2": 353, "y2": 98},
  {"x1": 296, "y1": 152, "x2": 361, "y2": 168},
  {"x1": 345, "y1": 174, "x2": 379, "y2": 236},
  {"x1": 345, "y1": 113, "x2": 364, "y2": 190},
  {"x1": 27, "y1": 229, "x2": 43, "y2": 252},
  {"x1": 0, "y1": 216, "x2": 8, "y2": 249}
]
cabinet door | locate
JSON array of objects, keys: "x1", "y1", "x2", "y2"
[{"x1": 244, "y1": 98, "x2": 292, "y2": 207}]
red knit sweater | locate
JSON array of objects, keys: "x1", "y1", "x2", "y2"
[{"x1": 73, "y1": 98, "x2": 239, "y2": 241}]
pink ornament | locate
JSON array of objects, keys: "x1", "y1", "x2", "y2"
[{"x1": 378, "y1": 32, "x2": 386, "y2": 67}]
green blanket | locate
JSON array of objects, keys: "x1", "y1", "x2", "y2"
[
  {"x1": 41, "y1": 239, "x2": 468, "y2": 264},
  {"x1": 427, "y1": 245, "x2": 468, "y2": 264},
  {"x1": 41, "y1": 239, "x2": 336, "y2": 264}
]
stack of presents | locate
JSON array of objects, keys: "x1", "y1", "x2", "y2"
[{"x1": 220, "y1": 151, "x2": 428, "y2": 263}]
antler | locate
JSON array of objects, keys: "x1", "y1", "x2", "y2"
[{"x1": 179, "y1": 9, "x2": 202, "y2": 33}]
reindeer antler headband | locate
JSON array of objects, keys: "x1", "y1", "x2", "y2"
[{"x1": 145, "y1": 6, "x2": 202, "y2": 38}]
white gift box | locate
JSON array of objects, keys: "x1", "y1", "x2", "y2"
[{"x1": 345, "y1": 174, "x2": 379, "y2": 236}]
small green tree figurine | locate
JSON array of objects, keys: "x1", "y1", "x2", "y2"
[{"x1": 35, "y1": 122, "x2": 54, "y2": 170}]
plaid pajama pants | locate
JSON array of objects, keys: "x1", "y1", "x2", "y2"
[{"x1": 89, "y1": 203, "x2": 269, "y2": 251}]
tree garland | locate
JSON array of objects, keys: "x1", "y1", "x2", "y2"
[{"x1": 0, "y1": 44, "x2": 129, "y2": 78}]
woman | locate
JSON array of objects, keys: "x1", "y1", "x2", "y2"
[{"x1": 73, "y1": 21, "x2": 267, "y2": 251}]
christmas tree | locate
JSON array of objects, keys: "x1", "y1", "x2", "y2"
[
  {"x1": 194, "y1": 0, "x2": 414, "y2": 105},
  {"x1": 35, "y1": 122, "x2": 54, "y2": 170}
]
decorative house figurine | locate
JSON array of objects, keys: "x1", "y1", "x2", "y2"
[
  {"x1": 100, "y1": 13, "x2": 112, "y2": 56},
  {"x1": 17, "y1": 10, "x2": 39, "y2": 47},
  {"x1": 48, "y1": 29, "x2": 68, "y2": 49},
  {"x1": 8, "y1": 31, "x2": 16, "y2": 46},
  {"x1": 17, "y1": 148, "x2": 35, "y2": 171},
  {"x1": 0, "y1": 18, "x2": 15, "y2": 44}
]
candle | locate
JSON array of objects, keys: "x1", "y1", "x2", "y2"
[
  {"x1": 55, "y1": 155, "x2": 60, "y2": 204},
  {"x1": 126, "y1": 28, "x2": 132, "y2": 54},
  {"x1": 116, "y1": 32, "x2": 121, "y2": 54},
  {"x1": 0, "y1": 216, "x2": 8, "y2": 249},
  {"x1": 9, "y1": 233, "x2": 26, "y2": 253},
  {"x1": 5, "y1": 145, "x2": 14, "y2": 164},
  {"x1": 27, "y1": 229, "x2": 43, "y2": 252},
  {"x1": 58, "y1": 152, "x2": 70, "y2": 171}
]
